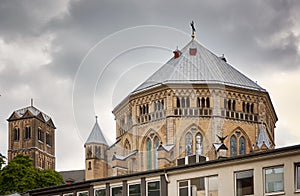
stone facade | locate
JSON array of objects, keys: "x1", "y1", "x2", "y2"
[
  {"x1": 85, "y1": 38, "x2": 277, "y2": 179},
  {"x1": 7, "y1": 105, "x2": 56, "y2": 170}
]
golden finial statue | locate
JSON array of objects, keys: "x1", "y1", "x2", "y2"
[{"x1": 190, "y1": 21, "x2": 196, "y2": 39}]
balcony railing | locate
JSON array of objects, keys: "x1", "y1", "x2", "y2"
[
  {"x1": 137, "y1": 110, "x2": 166, "y2": 124},
  {"x1": 174, "y1": 107, "x2": 212, "y2": 116},
  {"x1": 221, "y1": 109, "x2": 258, "y2": 122}
]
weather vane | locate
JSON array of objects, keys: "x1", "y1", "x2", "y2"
[{"x1": 190, "y1": 21, "x2": 196, "y2": 39}]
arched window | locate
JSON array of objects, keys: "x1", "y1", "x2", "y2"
[
  {"x1": 230, "y1": 135, "x2": 237, "y2": 157},
  {"x1": 186, "y1": 97, "x2": 190, "y2": 107},
  {"x1": 13, "y1": 127, "x2": 20, "y2": 141},
  {"x1": 87, "y1": 146, "x2": 92, "y2": 158},
  {"x1": 250, "y1": 103, "x2": 254, "y2": 114},
  {"x1": 201, "y1": 98, "x2": 205, "y2": 108},
  {"x1": 224, "y1": 99, "x2": 227, "y2": 109},
  {"x1": 147, "y1": 138, "x2": 152, "y2": 170},
  {"x1": 246, "y1": 103, "x2": 250, "y2": 113},
  {"x1": 185, "y1": 133, "x2": 193, "y2": 156},
  {"x1": 154, "y1": 137, "x2": 159, "y2": 169},
  {"x1": 88, "y1": 161, "x2": 92, "y2": 170},
  {"x1": 232, "y1": 100, "x2": 236, "y2": 111},
  {"x1": 242, "y1": 102, "x2": 245, "y2": 112},
  {"x1": 206, "y1": 97, "x2": 210, "y2": 108},
  {"x1": 197, "y1": 97, "x2": 201, "y2": 108},
  {"x1": 95, "y1": 146, "x2": 101, "y2": 159},
  {"x1": 124, "y1": 139, "x2": 131, "y2": 154},
  {"x1": 181, "y1": 97, "x2": 186, "y2": 108},
  {"x1": 228, "y1": 100, "x2": 231, "y2": 110},
  {"x1": 177, "y1": 97, "x2": 181, "y2": 108},
  {"x1": 195, "y1": 133, "x2": 203, "y2": 155},
  {"x1": 239, "y1": 136, "x2": 246, "y2": 155}
]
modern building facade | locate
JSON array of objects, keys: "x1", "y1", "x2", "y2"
[
  {"x1": 7, "y1": 102, "x2": 56, "y2": 170},
  {"x1": 26, "y1": 144, "x2": 300, "y2": 196},
  {"x1": 84, "y1": 33, "x2": 277, "y2": 180}
]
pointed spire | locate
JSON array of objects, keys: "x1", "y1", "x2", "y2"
[{"x1": 85, "y1": 116, "x2": 108, "y2": 146}]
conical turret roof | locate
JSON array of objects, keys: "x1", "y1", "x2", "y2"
[
  {"x1": 85, "y1": 117, "x2": 108, "y2": 146},
  {"x1": 133, "y1": 39, "x2": 264, "y2": 94}
]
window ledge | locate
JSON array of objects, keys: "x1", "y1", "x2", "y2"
[
  {"x1": 295, "y1": 190, "x2": 300, "y2": 194},
  {"x1": 38, "y1": 140, "x2": 43, "y2": 143},
  {"x1": 265, "y1": 192, "x2": 285, "y2": 196}
]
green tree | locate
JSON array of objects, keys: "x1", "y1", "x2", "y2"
[
  {"x1": 0, "y1": 153, "x2": 6, "y2": 170},
  {"x1": 0, "y1": 154, "x2": 64, "y2": 195}
]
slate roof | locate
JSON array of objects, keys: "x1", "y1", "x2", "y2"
[
  {"x1": 256, "y1": 123, "x2": 272, "y2": 148},
  {"x1": 133, "y1": 39, "x2": 265, "y2": 94},
  {"x1": 7, "y1": 105, "x2": 55, "y2": 128},
  {"x1": 60, "y1": 170, "x2": 85, "y2": 183},
  {"x1": 85, "y1": 118, "x2": 108, "y2": 146}
]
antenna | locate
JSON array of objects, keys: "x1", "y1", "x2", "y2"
[
  {"x1": 95, "y1": 115, "x2": 98, "y2": 122},
  {"x1": 31, "y1": 98, "x2": 33, "y2": 106}
]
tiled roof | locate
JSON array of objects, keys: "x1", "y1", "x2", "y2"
[
  {"x1": 85, "y1": 118, "x2": 108, "y2": 146},
  {"x1": 133, "y1": 39, "x2": 264, "y2": 93}
]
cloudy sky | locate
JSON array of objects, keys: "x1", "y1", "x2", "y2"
[{"x1": 0, "y1": 0, "x2": 300, "y2": 171}]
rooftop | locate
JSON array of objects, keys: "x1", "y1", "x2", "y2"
[{"x1": 133, "y1": 39, "x2": 265, "y2": 94}]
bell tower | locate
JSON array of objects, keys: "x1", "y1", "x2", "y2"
[
  {"x1": 7, "y1": 101, "x2": 56, "y2": 170},
  {"x1": 85, "y1": 116, "x2": 108, "y2": 180}
]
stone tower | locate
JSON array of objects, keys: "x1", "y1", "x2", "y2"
[
  {"x1": 85, "y1": 117, "x2": 108, "y2": 180},
  {"x1": 7, "y1": 102, "x2": 56, "y2": 170}
]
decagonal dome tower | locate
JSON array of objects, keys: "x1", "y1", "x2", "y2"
[{"x1": 87, "y1": 29, "x2": 277, "y2": 178}]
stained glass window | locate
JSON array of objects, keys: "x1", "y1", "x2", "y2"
[
  {"x1": 185, "y1": 133, "x2": 193, "y2": 156},
  {"x1": 230, "y1": 135, "x2": 237, "y2": 157}
]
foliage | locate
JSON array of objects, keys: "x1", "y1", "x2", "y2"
[
  {"x1": 0, "y1": 154, "x2": 64, "y2": 195},
  {"x1": 0, "y1": 153, "x2": 6, "y2": 170}
]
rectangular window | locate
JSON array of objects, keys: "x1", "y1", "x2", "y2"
[
  {"x1": 296, "y1": 164, "x2": 300, "y2": 191},
  {"x1": 235, "y1": 170, "x2": 254, "y2": 196},
  {"x1": 95, "y1": 189, "x2": 106, "y2": 196},
  {"x1": 178, "y1": 176, "x2": 218, "y2": 196},
  {"x1": 129, "y1": 184, "x2": 141, "y2": 196},
  {"x1": 111, "y1": 186, "x2": 122, "y2": 196},
  {"x1": 13, "y1": 128, "x2": 20, "y2": 141},
  {"x1": 178, "y1": 181, "x2": 189, "y2": 196},
  {"x1": 264, "y1": 166, "x2": 284, "y2": 194},
  {"x1": 38, "y1": 128, "x2": 44, "y2": 142},
  {"x1": 25, "y1": 126, "x2": 31, "y2": 140},
  {"x1": 147, "y1": 181, "x2": 160, "y2": 196},
  {"x1": 46, "y1": 133, "x2": 52, "y2": 146},
  {"x1": 77, "y1": 191, "x2": 88, "y2": 196}
]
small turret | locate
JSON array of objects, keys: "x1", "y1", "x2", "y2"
[{"x1": 84, "y1": 116, "x2": 108, "y2": 180}]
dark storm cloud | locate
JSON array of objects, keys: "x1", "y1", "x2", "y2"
[{"x1": 1, "y1": 0, "x2": 300, "y2": 170}]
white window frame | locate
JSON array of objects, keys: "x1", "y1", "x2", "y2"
[
  {"x1": 178, "y1": 180, "x2": 191, "y2": 196},
  {"x1": 77, "y1": 191, "x2": 89, "y2": 196},
  {"x1": 94, "y1": 187, "x2": 106, "y2": 196},
  {"x1": 146, "y1": 180, "x2": 160, "y2": 196},
  {"x1": 177, "y1": 175, "x2": 218, "y2": 196},
  {"x1": 234, "y1": 169, "x2": 254, "y2": 196},
  {"x1": 110, "y1": 185, "x2": 123, "y2": 196},
  {"x1": 63, "y1": 193, "x2": 74, "y2": 196},
  {"x1": 128, "y1": 182, "x2": 141, "y2": 196},
  {"x1": 264, "y1": 165, "x2": 284, "y2": 195}
]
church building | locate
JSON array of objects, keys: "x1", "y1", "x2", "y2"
[
  {"x1": 84, "y1": 27, "x2": 277, "y2": 180},
  {"x1": 7, "y1": 101, "x2": 56, "y2": 170}
]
